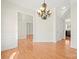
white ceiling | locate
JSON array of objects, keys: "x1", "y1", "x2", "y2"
[{"x1": 6, "y1": 0, "x2": 70, "y2": 10}]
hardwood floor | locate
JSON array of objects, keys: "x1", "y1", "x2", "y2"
[{"x1": 1, "y1": 38, "x2": 77, "y2": 59}]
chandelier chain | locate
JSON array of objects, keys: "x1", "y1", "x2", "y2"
[{"x1": 44, "y1": 0, "x2": 45, "y2": 3}]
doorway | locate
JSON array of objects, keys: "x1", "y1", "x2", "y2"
[
  {"x1": 18, "y1": 12, "x2": 33, "y2": 42},
  {"x1": 27, "y1": 23, "x2": 33, "y2": 41},
  {"x1": 65, "y1": 19, "x2": 71, "y2": 40}
]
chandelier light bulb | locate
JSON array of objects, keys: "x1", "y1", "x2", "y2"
[
  {"x1": 40, "y1": 6, "x2": 45, "y2": 12},
  {"x1": 37, "y1": 10, "x2": 41, "y2": 15},
  {"x1": 47, "y1": 10, "x2": 52, "y2": 16}
]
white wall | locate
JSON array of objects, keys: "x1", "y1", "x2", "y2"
[
  {"x1": 71, "y1": 1, "x2": 77, "y2": 49},
  {"x1": 1, "y1": 0, "x2": 33, "y2": 51},
  {"x1": 1, "y1": 0, "x2": 18, "y2": 51},
  {"x1": 55, "y1": 8, "x2": 65, "y2": 41},
  {"x1": 33, "y1": 9, "x2": 56, "y2": 42},
  {"x1": 18, "y1": 13, "x2": 33, "y2": 39},
  {"x1": 65, "y1": 19, "x2": 71, "y2": 30},
  {"x1": 56, "y1": 18, "x2": 65, "y2": 41}
]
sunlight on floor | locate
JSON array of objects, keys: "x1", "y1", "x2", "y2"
[
  {"x1": 9, "y1": 52, "x2": 17, "y2": 59},
  {"x1": 65, "y1": 40, "x2": 70, "y2": 46}
]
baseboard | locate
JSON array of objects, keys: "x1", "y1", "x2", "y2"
[{"x1": 1, "y1": 45, "x2": 18, "y2": 52}]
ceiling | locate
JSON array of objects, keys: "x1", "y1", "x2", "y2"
[{"x1": 6, "y1": 0, "x2": 70, "y2": 10}]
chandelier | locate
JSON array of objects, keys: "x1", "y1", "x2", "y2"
[{"x1": 37, "y1": 0, "x2": 52, "y2": 19}]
